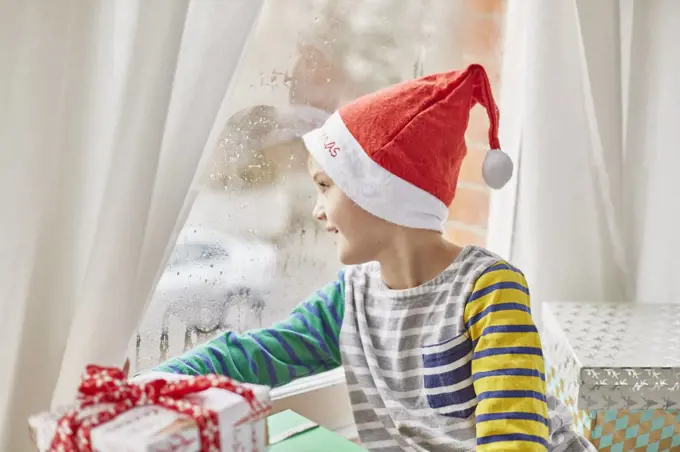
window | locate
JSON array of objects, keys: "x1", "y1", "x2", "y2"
[{"x1": 127, "y1": 0, "x2": 505, "y2": 434}]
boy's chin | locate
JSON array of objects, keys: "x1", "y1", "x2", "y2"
[{"x1": 337, "y1": 245, "x2": 372, "y2": 266}]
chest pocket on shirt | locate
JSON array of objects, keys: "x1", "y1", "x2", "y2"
[{"x1": 421, "y1": 331, "x2": 477, "y2": 419}]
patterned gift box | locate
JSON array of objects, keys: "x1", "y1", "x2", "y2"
[
  {"x1": 28, "y1": 367, "x2": 271, "y2": 451},
  {"x1": 542, "y1": 302, "x2": 680, "y2": 451}
]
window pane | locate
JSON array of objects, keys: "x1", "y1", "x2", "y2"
[{"x1": 128, "y1": 0, "x2": 502, "y2": 374}]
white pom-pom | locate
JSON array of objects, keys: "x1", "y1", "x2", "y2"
[{"x1": 482, "y1": 149, "x2": 513, "y2": 189}]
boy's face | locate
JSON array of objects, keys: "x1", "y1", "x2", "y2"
[{"x1": 307, "y1": 157, "x2": 391, "y2": 265}]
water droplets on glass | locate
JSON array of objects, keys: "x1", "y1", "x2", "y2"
[{"x1": 130, "y1": 0, "x2": 444, "y2": 374}]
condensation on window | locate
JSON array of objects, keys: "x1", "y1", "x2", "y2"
[{"x1": 129, "y1": 0, "x2": 464, "y2": 374}]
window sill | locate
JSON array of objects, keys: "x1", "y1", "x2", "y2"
[
  {"x1": 269, "y1": 367, "x2": 357, "y2": 440},
  {"x1": 270, "y1": 367, "x2": 346, "y2": 400}
]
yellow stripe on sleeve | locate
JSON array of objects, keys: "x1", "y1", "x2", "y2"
[
  {"x1": 471, "y1": 353, "x2": 545, "y2": 376},
  {"x1": 476, "y1": 396, "x2": 549, "y2": 420},
  {"x1": 477, "y1": 439, "x2": 548, "y2": 452},
  {"x1": 479, "y1": 419, "x2": 549, "y2": 441},
  {"x1": 468, "y1": 310, "x2": 536, "y2": 342},
  {"x1": 473, "y1": 372, "x2": 547, "y2": 395}
]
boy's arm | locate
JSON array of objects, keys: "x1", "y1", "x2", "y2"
[
  {"x1": 464, "y1": 262, "x2": 549, "y2": 451},
  {"x1": 151, "y1": 274, "x2": 346, "y2": 388}
]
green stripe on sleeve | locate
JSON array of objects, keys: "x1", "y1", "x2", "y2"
[{"x1": 153, "y1": 273, "x2": 346, "y2": 387}]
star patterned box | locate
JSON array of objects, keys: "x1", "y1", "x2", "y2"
[{"x1": 541, "y1": 302, "x2": 680, "y2": 452}]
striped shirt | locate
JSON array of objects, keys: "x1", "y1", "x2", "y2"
[{"x1": 153, "y1": 246, "x2": 595, "y2": 452}]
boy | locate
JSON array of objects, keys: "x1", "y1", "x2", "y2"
[{"x1": 146, "y1": 65, "x2": 594, "y2": 451}]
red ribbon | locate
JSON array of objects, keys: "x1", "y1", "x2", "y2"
[{"x1": 49, "y1": 365, "x2": 270, "y2": 452}]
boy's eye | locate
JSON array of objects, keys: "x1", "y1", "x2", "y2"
[{"x1": 317, "y1": 181, "x2": 330, "y2": 190}]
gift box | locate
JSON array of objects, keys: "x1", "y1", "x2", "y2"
[
  {"x1": 267, "y1": 409, "x2": 366, "y2": 451},
  {"x1": 29, "y1": 366, "x2": 271, "y2": 451},
  {"x1": 542, "y1": 302, "x2": 680, "y2": 451}
]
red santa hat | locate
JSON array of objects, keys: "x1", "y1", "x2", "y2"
[{"x1": 302, "y1": 64, "x2": 512, "y2": 232}]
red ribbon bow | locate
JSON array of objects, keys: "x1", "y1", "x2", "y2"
[{"x1": 50, "y1": 365, "x2": 269, "y2": 452}]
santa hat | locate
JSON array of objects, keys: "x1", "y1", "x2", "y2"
[{"x1": 302, "y1": 64, "x2": 512, "y2": 232}]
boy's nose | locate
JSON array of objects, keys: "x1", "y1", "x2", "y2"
[{"x1": 312, "y1": 202, "x2": 326, "y2": 221}]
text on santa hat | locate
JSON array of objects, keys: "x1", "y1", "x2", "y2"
[{"x1": 321, "y1": 131, "x2": 340, "y2": 158}]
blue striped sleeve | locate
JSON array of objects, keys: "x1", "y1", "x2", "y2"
[
  {"x1": 247, "y1": 333, "x2": 281, "y2": 386},
  {"x1": 465, "y1": 260, "x2": 549, "y2": 451},
  {"x1": 152, "y1": 276, "x2": 346, "y2": 388}
]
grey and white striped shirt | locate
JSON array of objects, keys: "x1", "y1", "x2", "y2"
[{"x1": 340, "y1": 246, "x2": 595, "y2": 451}]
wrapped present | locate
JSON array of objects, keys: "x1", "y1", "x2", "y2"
[
  {"x1": 28, "y1": 365, "x2": 271, "y2": 452},
  {"x1": 542, "y1": 302, "x2": 680, "y2": 451}
]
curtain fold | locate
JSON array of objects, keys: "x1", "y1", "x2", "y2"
[
  {"x1": 626, "y1": 1, "x2": 680, "y2": 303},
  {"x1": 0, "y1": 1, "x2": 263, "y2": 450},
  {"x1": 489, "y1": 0, "x2": 680, "y2": 312},
  {"x1": 487, "y1": 0, "x2": 622, "y2": 313}
]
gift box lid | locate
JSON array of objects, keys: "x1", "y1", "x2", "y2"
[
  {"x1": 267, "y1": 410, "x2": 366, "y2": 451},
  {"x1": 542, "y1": 302, "x2": 680, "y2": 411}
]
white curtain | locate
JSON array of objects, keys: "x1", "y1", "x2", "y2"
[
  {"x1": 488, "y1": 0, "x2": 680, "y2": 312},
  {"x1": 0, "y1": 1, "x2": 262, "y2": 450}
]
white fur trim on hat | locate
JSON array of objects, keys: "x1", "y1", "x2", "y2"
[{"x1": 303, "y1": 111, "x2": 449, "y2": 231}]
